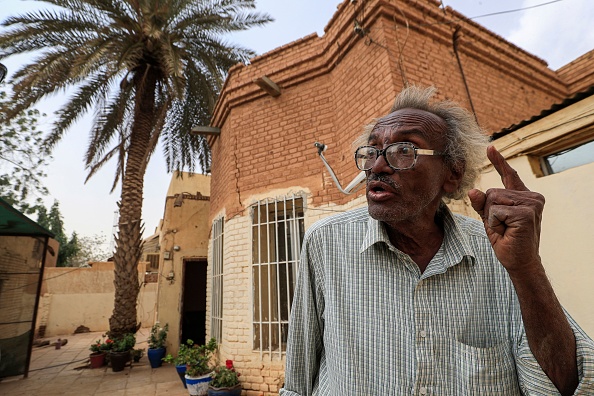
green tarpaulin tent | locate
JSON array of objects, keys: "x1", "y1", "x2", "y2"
[{"x1": 0, "y1": 198, "x2": 54, "y2": 379}]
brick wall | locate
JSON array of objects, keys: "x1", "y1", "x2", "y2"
[
  {"x1": 204, "y1": 0, "x2": 594, "y2": 393},
  {"x1": 209, "y1": 0, "x2": 574, "y2": 224},
  {"x1": 557, "y1": 49, "x2": 594, "y2": 94}
]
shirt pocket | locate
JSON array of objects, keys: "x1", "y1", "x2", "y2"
[{"x1": 450, "y1": 340, "x2": 521, "y2": 395}]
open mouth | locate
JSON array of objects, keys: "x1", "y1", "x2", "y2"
[
  {"x1": 367, "y1": 181, "x2": 397, "y2": 201},
  {"x1": 368, "y1": 180, "x2": 393, "y2": 193}
]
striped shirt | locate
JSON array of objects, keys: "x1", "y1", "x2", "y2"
[{"x1": 280, "y1": 206, "x2": 594, "y2": 395}]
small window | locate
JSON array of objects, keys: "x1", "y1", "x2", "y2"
[
  {"x1": 146, "y1": 253, "x2": 160, "y2": 271},
  {"x1": 542, "y1": 139, "x2": 594, "y2": 175}
]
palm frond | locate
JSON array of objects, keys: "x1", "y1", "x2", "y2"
[
  {"x1": 84, "y1": 84, "x2": 135, "y2": 176},
  {"x1": 1, "y1": 0, "x2": 272, "y2": 185}
]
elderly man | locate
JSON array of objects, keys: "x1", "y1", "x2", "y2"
[{"x1": 280, "y1": 86, "x2": 594, "y2": 395}]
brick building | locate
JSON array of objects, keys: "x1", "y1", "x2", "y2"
[{"x1": 196, "y1": 1, "x2": 594, "y2": 394}]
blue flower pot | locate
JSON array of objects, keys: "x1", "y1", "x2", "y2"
[
  {"x1": 147, "y1": 347, "x2": 166, "y2": 368},
  {"x1": 207, "y1": 384, "x2": 242, "y2": 395},
  {"x1": 176, "y1": 364, "x2": 187, "y2": 388}
]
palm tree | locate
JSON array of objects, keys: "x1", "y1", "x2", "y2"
[{"x1": 0, "y1": 0, "x2": 272, "y2": 337}]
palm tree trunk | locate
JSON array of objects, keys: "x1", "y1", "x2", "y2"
[{"x1": 109, "y1": 66, "x2": 159, "y2": 337}]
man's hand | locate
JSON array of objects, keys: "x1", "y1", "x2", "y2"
[
  {"x1": 467, "y1": 145, "x2": 545, "y2": 274},
  {"x1": 469, "y1": 146, "x2": 578, "y2": 396}
]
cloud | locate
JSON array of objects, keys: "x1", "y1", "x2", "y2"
[{"x1": 507, "y1": 0, "x2": 594, "y2": 69}]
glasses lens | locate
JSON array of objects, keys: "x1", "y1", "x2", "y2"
[
  {"x1": 386, "y1": 143, "x2": 415, "y2": 169},
  {"x1": 355, "y1": 147, "x2": 376, "y2": 170}
]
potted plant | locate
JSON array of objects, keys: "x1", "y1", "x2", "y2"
[
  {"x1": 88, "y1": 336, "x2": 113, "y2": 369},
  {"x1": 207, "y1": 360, "x2": 241, "y2": 396},
  {"x1": 109, "y1": 333, "x2": 136, "y2": 372},
  {"x1": 147, "y1": 322, "x2": 168, "y2": 368},
  {"x1": 132, "y1": 348, "x2": 145, "y2": 363},
  {"x1": 184, "y1": 338, "x2": 217, "y2": 396},
  {"x1": 163, "y1": 340, "x2": 194, "y2": 388}
]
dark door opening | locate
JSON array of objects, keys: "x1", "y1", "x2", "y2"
[{"x1": 181, "y1": 259, "x2": 207, "y2": 346}]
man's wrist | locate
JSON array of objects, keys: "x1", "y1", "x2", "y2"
[{"x1": 504, "y1": 257, "x2": 545, "y2": 283}]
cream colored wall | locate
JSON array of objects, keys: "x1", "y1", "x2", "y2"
[
  {"x1": 478, "y1": 156, "x2": 594, "y2": 336},
  {"x1": 37, "y1": 262, "x2": 157, "y2": 337},
  {"x1": 166, "y1": 171, "x2": 211, "y2": 196},
  {"x1": 156, "y1": 173, "x2": 211, "y2": 353}
]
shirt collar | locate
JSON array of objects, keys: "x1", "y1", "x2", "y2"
[{"x1": 359, "y1": 204, "x2": 477, "y2": 268}]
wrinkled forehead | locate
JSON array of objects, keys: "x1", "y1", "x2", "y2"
[{"x1": 370, "y1": 108, "x2": 447, "y2": 143}]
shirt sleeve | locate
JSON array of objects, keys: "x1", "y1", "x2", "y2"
[
  {"x1": 280, "y1": 231, "x2": 325, "y2": 396},
  {"x1": 515, "y1": 309, "x2": 594, "y2": 395}
]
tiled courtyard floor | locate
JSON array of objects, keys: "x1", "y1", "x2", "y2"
[{"x1": 0, "y1": 328, "x2": 189, "y2": 396}]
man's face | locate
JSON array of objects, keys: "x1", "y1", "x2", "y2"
[{"x1": 365, "y1": 108, "x2": 457, "y2": 226}]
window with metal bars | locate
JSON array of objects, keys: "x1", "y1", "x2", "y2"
[
  {"x1": 251, "y1": 195, "x2": 305, "y2": 355},
  {"x1": 210, "y1": 217, "x2": 224, "y2": 343}
]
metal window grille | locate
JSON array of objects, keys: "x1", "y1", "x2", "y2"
[
  {"x1": 210, "y1": 217, "x2": 224, "y2": 343},
  {"x1": 251, "y1": 195, "x2": 305, "y2": 357}
]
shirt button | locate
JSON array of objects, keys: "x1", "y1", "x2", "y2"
[
  {"x1": 419, "y1": 330, "x2": 427, "y2": 338},
  {"x1": 420, "y1": 386, "x2": 428, "y2": 395}
]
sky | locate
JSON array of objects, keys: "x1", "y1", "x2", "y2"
[{"x1": 1, "y1": 0, "x2": 593, "y2": 250}]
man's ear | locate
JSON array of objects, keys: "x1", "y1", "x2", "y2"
[{"x1": 443, "y1": 162, "x2": 465, "y2": 194}]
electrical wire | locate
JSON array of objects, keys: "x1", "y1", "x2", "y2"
[
  {"x1": 364, "y1": 1, "x2": 565, "y2": 88},
  {"x1": 427, "y1": 0, "x2": 564, "y2": 27},
  {"x1": 458, "y1": 0, "x2": 563, "y2": 21},
  {"x1": 391, "y1": 4, "x2": 411, "y2": 86},
  {"x1": 3, "y1": 267, "x2": 82, "y2": 292}
]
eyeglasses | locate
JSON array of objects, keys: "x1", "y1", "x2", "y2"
[{"x1": 354, "y1": 142, "x2": 444, "y2": 171}]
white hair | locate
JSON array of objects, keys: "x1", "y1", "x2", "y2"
[{"x1": 353, "y1": 86, "x2": 489, "y2": 201}]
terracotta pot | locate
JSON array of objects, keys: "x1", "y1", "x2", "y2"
[{"x1": 89, "y1": 352, "x2": 106, "y2": 369}]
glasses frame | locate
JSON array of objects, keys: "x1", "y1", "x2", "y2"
[{"x1": 354, "y1": 142, "x2": 445, "y2": 171}]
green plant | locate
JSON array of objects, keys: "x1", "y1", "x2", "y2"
[
  {"x1": 184, "y1": 338, "x2": 217, "y2": 377},
  {"x1": 132, "y1": 348, "x2": 144, "y2": 362},
  {"x1": 89, "y1": 335, "x2": 113, "y2": 353},
  {"x1": 163, "y1": 341, "x2": 192, "y2": 366},
  {"x1": 111, "y1": 333, "x2": 136, "y2": 353},
  {"x1": 148, "y1": 322, "x2": 168, "y2": 349},
  {"x1": 210, "y1": 360, "x2": 241, "y2": 388}
]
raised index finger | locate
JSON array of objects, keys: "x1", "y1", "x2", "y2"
[{"x1": 487, "y1": 145, "x2": 529, "y2": 191}]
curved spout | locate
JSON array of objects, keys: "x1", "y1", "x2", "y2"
[{"x1": 314, "y1": 142, "x2": 366, "y2": 195}]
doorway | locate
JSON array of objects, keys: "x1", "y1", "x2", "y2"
[{"x1": 181, "y1": 258, "x2": 207, "y2": 346}]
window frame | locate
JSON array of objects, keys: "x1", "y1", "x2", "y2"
[
  {"x1": 539, "y1": 136, "x2": 594, "y2": 176},
  {"x1": 251, "y1": 195, "x2": 305, "y2": 357},
  {"x1": 521, "y1": 124, "x2": 594, "y2": 177},
  {"x1": 210, "y1": 216, "x2": 224, "y2": 344},
  {"x1": 145, "y1": 253, "x2": 160, "y2": 272}
]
